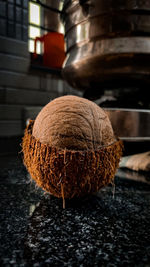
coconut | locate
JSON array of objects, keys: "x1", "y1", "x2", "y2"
[{"x1": 22, "y1": 95, "x2": 123, "y2": 206}]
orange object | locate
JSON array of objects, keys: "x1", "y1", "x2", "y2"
[{"x1": 34, "y1": 32, "x2": 66, "y2": 68}]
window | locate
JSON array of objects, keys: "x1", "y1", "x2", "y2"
[
  {"x1": 0, "y1": 0, "x2": 28, "y2": 41},
  {"x1": 28, "y1": 0, "x2": 64, "y2": 55},
  {"x1": 29, "y1": 1, "x2": 41, "y2": 54},
  {"x1": 28, "y1": 0, "x2": 65, "y2": 73}
]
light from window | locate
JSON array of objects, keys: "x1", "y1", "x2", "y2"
[
  {"x1": 29, "y1": 2, "x2": 41, "y2": 54},
  {"x1": 29, "y1": 2, "x2": 40, "y2": 25},
  {"x1": 59, "y1": 22, "x2": 65, "y2": 34},
  {"x1": 29, "y1": 39, "x2": 41, "y2": 54},
  {"x1": 29, "y1": 25, "x2": 40, "y2": 39}
]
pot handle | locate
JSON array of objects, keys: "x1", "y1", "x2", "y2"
[{"x1": 33, "y1": 36, "x2": 44, "y2": 59}]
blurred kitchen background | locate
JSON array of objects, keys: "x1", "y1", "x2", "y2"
[
  {"x1": 0, "y1": 0, "x2": 150, "y2": 157},
  {"x1": 0, "y1": 0, "x2": 82, "y2": 155}
]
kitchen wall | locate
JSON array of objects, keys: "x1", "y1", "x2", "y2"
[{"x1": 0, "y1": 0, "x2": 81, "y2": 154}]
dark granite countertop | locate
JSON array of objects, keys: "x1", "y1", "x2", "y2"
[{"x1": 0, "y1": 155, "x2": 150, "y2": 266}]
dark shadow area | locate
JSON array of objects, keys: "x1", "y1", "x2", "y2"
[
  {"x1": 0, "y1": 155, "x2": 150, "y2": 266},
  {"x1": 24, "y1": 183, "x2": 150, "y2": 266}
]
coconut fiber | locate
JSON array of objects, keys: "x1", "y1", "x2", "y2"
[{"x1": 22, "y1": 95, "x2": 123, "y2": 201}]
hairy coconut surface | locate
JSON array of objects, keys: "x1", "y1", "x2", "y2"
[
  {"x1": 23, "y1": 121, "x2": 122, "y2": 199},
  {"x1": 22, "y1": 96, "x2": 123, "y2": 201},
  {"x1": 23, "y1": 96, "x2": 122, "y2": 199}
]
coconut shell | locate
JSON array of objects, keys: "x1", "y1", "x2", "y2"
[
  {"x1": 22, "y1": 120, "x2": 123, "y2": 200},
  {"x1": 32, "y1": 95, "x2": 116, "y2": 150}
]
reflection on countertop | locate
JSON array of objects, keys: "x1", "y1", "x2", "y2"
[{"x1": 0, "y1": 155, "x2": 150, "y2": 266}]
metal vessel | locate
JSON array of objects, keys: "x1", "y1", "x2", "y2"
[
  {"x1": 62, "y1": 0, "x2": 150, "y2": 92},
  {"x1": 104, "y1": 108, "x2": 150, "y2": 141}
]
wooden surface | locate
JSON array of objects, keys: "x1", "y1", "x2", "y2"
[{"x1": 120, "y1": 151, "x2": 150, "y2": 172}]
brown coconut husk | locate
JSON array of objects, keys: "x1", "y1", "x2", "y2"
[{"x1": 23, "y1": 120, "x2": 123, "y2": 204}]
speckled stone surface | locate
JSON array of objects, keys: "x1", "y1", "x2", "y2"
[{"x1": 0, "y1": 155, "x2": 150, "y2": 266}]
